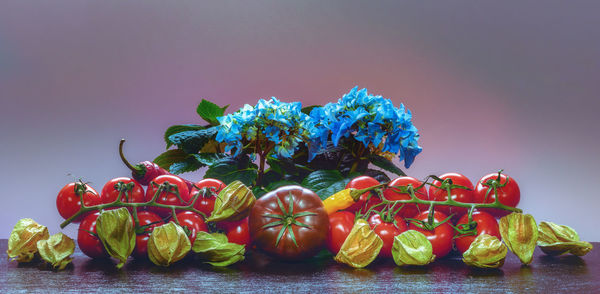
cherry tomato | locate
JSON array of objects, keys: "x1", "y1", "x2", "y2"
[
  {"x1": 408, "y1": 210, "x2": 454, "y2": 258},
  {"x1": 428, "y1": 173, "x2": 474, "y2": 219},
  {"x1": 225, "y1": 217, "x2": 251, "y2": 247},
  {"x1": 100, "y1": 177, "x2": 145, "y2": 210},
  {"x1": 190, "y1": 178, "x2": 225, "y2": 218},
  {"x1": 77, "y1": 212, "x2": 108, "y2": 259},
  {"x1": 326, "y1": 211, "x2": 355, "y2": 255},
  {"x1": 132, "y1": 211, "x2": 164, "y2": 259},
  {"x1": 383, "y1": 176, "x2": 428, "y2": 218},
  {"x1": 171, "y1": 211, "x2": 208, "y2": 245},
  {"x1": 345, "y1": 176, "x2": 382, "y2": 214},
  {"x1": 473, "y1": 173, "x2": 520, "y2": 217},
  {"x1": 368, "y1": 213, "x2": 408, "y2": 258},
  {"x1": 57, "y1": 182, "x2": 102, "y2": 223},
  {"x1": 454, "y1": 210, "x2": 501, "y2": 254},
  {"x1": 145, "y1": 175, "x2": 191, "y2": 218}
]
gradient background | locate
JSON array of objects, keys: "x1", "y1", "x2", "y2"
[{"x1": 1, "y1": 1, "x2": 599, "y2": 240}]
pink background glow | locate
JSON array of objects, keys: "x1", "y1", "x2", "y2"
[{"x1": 1, "y1": 1, "x2": 599, "y2": 240}]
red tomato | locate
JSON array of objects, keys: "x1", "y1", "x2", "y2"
[
  {"x1": 383, "y1": 176, "x2": 428, "y2": 218},
  {"x1": 100, "y1": 177, "x2": 145, "y2": 209},
  {"x1": 428, "y1": 173, "x2": 474, "y2": 219},
  {"x1": 326, "y1": 211, "x2": 355, "y2": 255},
  {"x1": 225, "y1": 217, "x2": 251, "y2": 247},
  {"x1": 190, "y1": 178, "x2": 225, "y2": 218},
  {"x1": 171, "y1": 211, "x2": 208, "y2": 245},
  {"x1": 408, "y1": 211, "x2": 454, "y2": 258},
  {"x1": 454, "y1": 211, "x2": 501, "y2": 254},
  {"x1": 77, "y1": 212, "x2": 108, "y2": 259},
  {"x1": 368, "y1": 213, "x2": 408, "y2": 258},
  {"x1": 345, "y1": 176, "x2": 382, "y2": 214},
  {"x1": 132, "y1": 211, "x2": 164, "y2": 259},
  {"x1": 57, "y1": 182, "x2": 102, "y2": 223},
  {"x1": 145, "y1": 175, "x2": 191, "y2": 218},
  {"x1": 473, "y1": 173, "x2": 520, "y2": 217}
]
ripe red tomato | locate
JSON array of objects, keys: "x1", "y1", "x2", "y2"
[
  {"x1": 100, "y1": 177, "x2": 145, "y2": 209},
  {"x1": 145, "y1": 175, "x2": 191, "y2": 218},
  {"x1": 171, "y1": 211, "x2": 208, "y2": 245},
  {"x1": 225, "y1": 217, "x2": 251, "y2": 247},
  {"x1": 428, "y1": 173, "x2": 474, "y2": 219},
  {"x1": 57, "y1": 182, "x2": 102, "y2": 223},
  {"x1": 408, "y1": 210, "x2": 454, "y2": 258},
  {"x1": 77, "y1": 212, "x2": 108, "y2": 259},
  {"x1": 190, "y1": 178, "x2": 225, "y2": 218},
  {"x1": 383, "y1": 176, "x2": 428, "y2": 218},
  {"x1": 473, "y1": 173, "x2": 520, "y2": 217},
  {"x1": 454, "y1": 211, "x2": 501, "y2": 254},
  {"x1": 326, "y1": 211, "x2": 355, "y2": 255},
  {"x1": 368, "y1": 213, "x2": 408, "y2": 258},
  {"x1": 345, "y1": 176, "x2": 382, "y2": 214},
  {"x1": 132, "y1": 211, "x2": 164, "y2": 259}
]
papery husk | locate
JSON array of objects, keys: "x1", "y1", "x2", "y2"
[
  {"x1": 7, "y1": 218, "x2": 49, "y2": 262},
  {"x1": 36, "y1": 233, "x2": 75, "y2": 270},
  {"x1": 96, "y1": 207, "x2": 136, "y2": 269},
  {"x1": 334, "y1": 219, "x2": 383, "y2": 268},
  {"x1": 192, "y1": 231, "x2": 245, "y2": 266},
  {"x1": 147, "y1": 222, "x2": 191, "y2": 267},
  {"x1": 392, "y1": 230, "x2": 435, "y2": 266},
  {"x1": 462, "y1": 234, "x2": 507, "y2": 268},
  {"x1": 537, "y1": 221, "x2": 593, "y2": 256},
  {"x1": 499, "y1": 212, "x2": 538, "y2": 265},
  {"x1": 206, "y1": 181, "x2": 255, "y2": 222}
]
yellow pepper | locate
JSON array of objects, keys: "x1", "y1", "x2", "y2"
[{"x1": 322, "y1": 184, "x2": 385, "y2": 215}]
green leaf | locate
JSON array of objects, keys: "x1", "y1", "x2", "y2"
[
  {"x1": 204, "y1": 156, "x2": 258, "y2": 186},
  {"x1": 168, "y1": 127, "x2": 218, "y2": 154},
  {"x1": 153, "y1": 149, "x2": 189, "y2": 170},
  {"x1": 196, "y1": 99, "x2": 229, "y2": 125},
  {"x1": 301, "y1": 170, "x2": 357, "y2": 200},
  {"x1": 264, "y1": 180, "x2": 300, "y2": 192},
  {"x1": 163, "y1": 124, "x2": 205, "y2": 149},
  {"x1": 364, "y1": 169, "x2": 392, "y2": 183},
  {"x1": 368, "y1": 154, "x2": 406, "y2": 176},
  {"x1": 169, "y1": 159, "x2": 202, "y2": 174},
  {"x1": 191, "y1": 153, "x2": 228, "y2": 166},
  {"x1": 301, "y1": 105, "x2": 320, "y2": 115}
]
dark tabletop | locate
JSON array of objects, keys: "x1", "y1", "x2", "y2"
[{"x1": 1, "y1": 240, "x2": 598, "y2": 293}]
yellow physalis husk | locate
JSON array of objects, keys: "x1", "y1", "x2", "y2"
[
  {"x1": 192, "y1": 231, "x2": 245, "y2": 267},
  {"x1": 499, "y1": 212, "x2": 538, "y2": 265},
  {"x1": 7, "y1": 218, "x2": 49, "y2": 262},
  {"x1": 462, "y1": 234, "x2": 508, "y2": 269},
  {"x1": 334, "y1": 219, "x2": 383, "y2": 268},
  {"x1": 96, "y1": 207, "x2": 136, "y2": 269},
  {"x1": 206, "y1": 181, "x2": 255, "y2": 223},
  {"x1": 36, "y1": 233, "x2": 75, "y2": 270},
  {"x1": 537, "y1": 221, "x2": 593, "y2": 256},
  {"x1": 147, "y1": 222, "x2": 191, "y2": 267},
  {"x1": 392, "y1": 230, "x2": 435, "y2": 266}
]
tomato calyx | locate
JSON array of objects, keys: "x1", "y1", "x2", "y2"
[
  {"x1": 134, "y1": 219, "x2": 165, "y2": 235},
  {"x1": 112, "y1": 181, "x2": 136, "y2": 203},
  {"x1": 149, "y1": 181, "x2": 187, "y2": 205},
  {"x1": 451, "y1": 209, "x2": 478, "y2": 239},
  {"x1": 260, "y1": 192, "x2": 317, "y2": 247},
  {"x1": 479, "y1": 170, "x2": 510, "y2": 203},
  {"x1": 406, "y1": 205, "x2": 454, "y2": 231}
]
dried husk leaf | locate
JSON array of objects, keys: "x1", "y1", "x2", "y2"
[
  {"x1": 36, "y1": 233, "x2": 75, "y2": 270},
  {"x1": 537, "y1": 221, "x2": 593, "y2": 256},
  {"x1": 96, "y1": 207, "x2": 136, "y2": 269},
  {"x1": 462, "y1": 234, "x2": 507, "y2": 268},
  {"x1": 7, "y1": 218, "x2": 49, "y2": 262},
  {"x1": 148, "y1": 222, "x2": 191, "y2": 267},
  {"x1": 392, "y1": 230, "x2": 435, "y2": 266},
  {"x1": 334, "y1": 219, "x2": 383, "y2": 268},
  {"x1": 499, "y1": 212, "x2": 538, "y2": 265},
  {"x1": 192, "y1": 231, "x2": 245, "y2": 266},
  {"x1": 206, "y1": 181, "x2": 255, "y2": 223}
]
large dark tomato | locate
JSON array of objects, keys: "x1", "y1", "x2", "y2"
[
  {"x1": 145, "y1": 175, "x2": 191, "y2": 218},
  {"x1": 326, "y1": 211, "x2": 355, "y2": 255},
  {"x1": 408, "y1": 211, "x2": 454, "y2": 258},
  {"x1": 454, "y1": 211, "x2": 500, "y2": 254},
  {"x1": 171, "y1": 211, "x2": 208, "y2": 245},
  {"x1": 57, "y1": 182, "x2": 102, "y2": 223},
  {"x1": 132, "y1": 211, "x2": 164, "y2": 259},
  {"x1": 345, "y1": 176, "x2": 382, "y2": 214},
  {"x1": 428, "y1": 173, "x2": 474, "y2": 219},
  {"x1": 249, "y1": 185, "x2": 329, "y2": 260},
  {"x1": 190, "y1": 178, "x2": 225, "y2": 218},
  {"x1": 368, "y1": 213, "x2": 408, "y2": 258},
  {"x1": 77, "y1": 212, "x2": 108, "y2": 259},
  {"x1": 100, "y1": 177, "x2": 145, "y2": 209},
  {"x1": 473, "y1": 173, "x2": 520, "y2": 217},
  {"x1": 225, "y1": 217, "x2": 251, "y2": 247},
  {"x1": 383, "y1": 176, "x2": 428, "y2": 218}
]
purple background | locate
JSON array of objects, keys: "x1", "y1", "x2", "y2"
[{"x1": 1, "y1": 1, "x2": 599, "y2": 240}]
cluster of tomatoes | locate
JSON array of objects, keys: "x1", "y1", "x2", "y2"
[
  {"x1": 56, "y1": 175, "x2": 250, "y2": 260},
  {"x1": 330, "y1": 172, "x2": 520, "y2": 259}
]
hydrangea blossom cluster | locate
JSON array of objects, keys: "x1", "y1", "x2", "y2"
[
  {"x1": 309, "y1": 87, "x2": 422, "y2": 168},
  {"x1": 215, "y1": 97, "x2": 314, "y2": 159}
]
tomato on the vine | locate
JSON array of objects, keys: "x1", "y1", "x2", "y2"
[
  {"x1": 225, "y1": 217, "x2": 251, "y2": 247},
  {"x1": 326, "y1": 211, "x2": 355, "y2": 255},
  {"x1": 57, "y1": 182, "x2": 102, "y2": 223},
  {"x1": 77, "y1": 212, "x2": 108, "y2": 259},
  {"x1": 408, "y1": 210, "x2": 454, "y2": 258},
  {"x1": 145, "y1": 175, "x2": 191, "y2": 218},
  {"x1": 190, "y1": 178, "x2": 225, "y2": 218},
  {"x1": 100, "y1": 177, "x2": 145, "y2": 208},
  {"x1": 171, "y1": 211, "x2": 207, "y2": 245},
  {"x1": 428, "y1": 173, "x2": 474, "y2": 219},
  {"x1": 454, "y1": 211, "x2": 500, "y2": 254},
  {"x1": 132, "y1": 211, "x2": 164, "y2": 259},
  {"x1": 345, "y1": 176, "x2": 382, "y2": 214},
  {"x1": 473, "y1": 173, "x2": 520, "y2": 217},
  {"x1": 383, "y1": 176, "x2": 428, "y2": 218},
  {"x1": 367, "y1": 213, "x2": 408, "y2": 258}
]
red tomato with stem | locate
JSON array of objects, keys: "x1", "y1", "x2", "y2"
[
  {"x1": 145, "y1": 175, "x2": 191, "y2": 218},
  {"x1": 171, "y1": 211, "x2": 208, "y2": 245},
  {"x1": 454, "y1": 210, "x2": 501, "y2": 254},
  {"x1": 190, "y1": 178, "x2": 225, "y2": 218},
  {"x1": 326, "y1": 211, "x2": 355, "y2": 255},
  {"x1": 345, "y1": 176, "x2": 382, "y2": 214},
  {"x1": 473, "y1": 173, "x2": 520, "y2": 217},
  {"x1": 132, "y1": 211, "x2": 164, "y2": 259},
  {"x1": 408, "y1": 210, "x2": 454, "y2": 258},
  {"x1": 383, "y1": 176, "x2": 428, "y2": 218},
  {"x1": 57, "y1": 182, "x2": 102, "y2": 223},
  {"x1": 225, "y1": 217, "x2": 251, "y2": 247},
  {"x1": 77, "y1": 212, "x2": 108, "y2": 259},
  {"x1": 368, "y1": 213, "x2": 408, "y2": 258},
  {"x1": 428, "y1": 173, "x2": 474, "y2": 219},
  {"x1": 101, "y1": 177, "x2": 145, "y2": 210}
]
